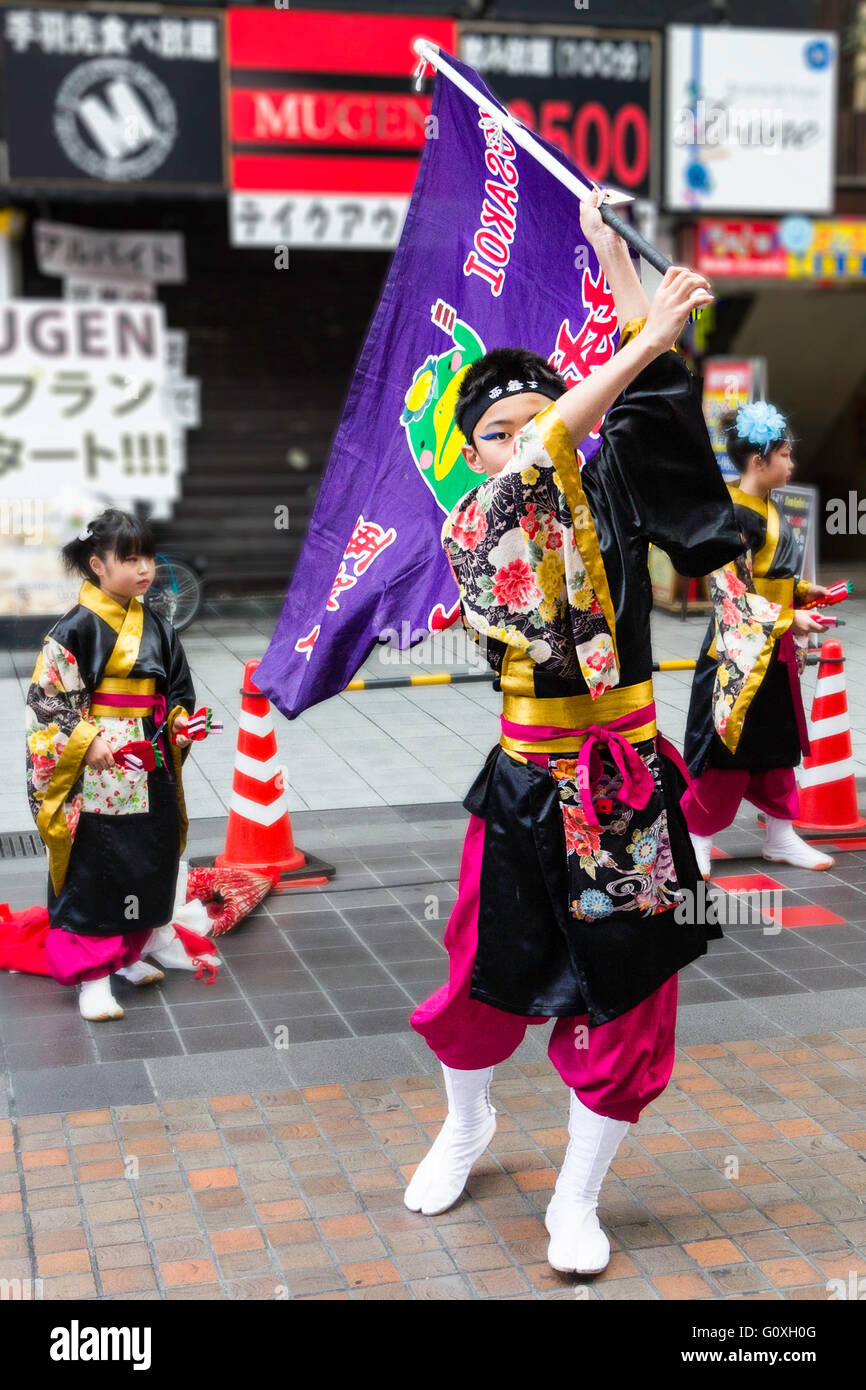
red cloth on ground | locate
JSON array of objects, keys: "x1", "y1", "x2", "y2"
[
  {"x1": 1, "y1": 864, "x2": 276, "y2": 980},
  {"x1": 0, "y1": 903, "x2": 52, "y2": 976}
]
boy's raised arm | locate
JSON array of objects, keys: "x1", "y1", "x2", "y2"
[{"x1": 552, "y1": 190, "x2": 713, "y2": 450}]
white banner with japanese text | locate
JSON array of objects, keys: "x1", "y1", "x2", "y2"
[{"x1": 0, "y1": 300, "x2": 182, "y2": 500}]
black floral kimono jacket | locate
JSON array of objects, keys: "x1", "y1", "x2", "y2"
[
  {"x1": 683, "y1": 486, "x2": 812, "y2": 778},
  {"x1": 26, "y1": 581, "x2": 196, "y2": 937},
  {"x1": 442, "y1": 322, "x2": 744, "y2": 1025}
]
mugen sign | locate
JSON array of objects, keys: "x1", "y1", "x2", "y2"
[
  {"x1": 227, "y1": 9, "x2": 457, "y2": 249},
  {"x1": 0, "y1": 7, "x2": 224, "y2": 189}
]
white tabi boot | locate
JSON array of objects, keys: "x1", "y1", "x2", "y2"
[
  {"x1": 79, "y1": 975, "x2": 124, "y2": 1021},
  {"x1": 689, "y1": 832, "x2": 713, "y2": 881},
  {"x1": 115, "y1": 960, "x2": 165, "y2": 986},
  {"x1": 404, "y1": 1065, "x2": 496, "y2": 1216},
  {"x1": 763, "y1": 816, "x2": 834, "y2": 871},
  {"x1": 545, "y1": 1090, "x2": 629, "y2": 1275}
]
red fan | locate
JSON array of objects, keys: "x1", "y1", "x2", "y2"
[
  {"x1": 177, "y1": 707, "x2": 224, "y2": 743},
  {"x1": 113, "y1": 740, "x2": 163, "y2": 772},
  {"x1": 185, "y1": 866, "x2": 279, "y2": 936}
]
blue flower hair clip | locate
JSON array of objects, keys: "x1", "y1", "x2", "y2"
[{"x1": 735, "y1": 401, "x2": 788, "y2": 454}]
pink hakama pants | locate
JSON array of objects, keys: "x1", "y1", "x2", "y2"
[
  {"x1": 410, "y1": 814, "x2": 679, "y2": 1123},
  {"x1": 45, "y1": 927, "x2": 154, "y2": 987},
  {"x1": 681, "y1": 766, "x2": 799, "y2": 838}
]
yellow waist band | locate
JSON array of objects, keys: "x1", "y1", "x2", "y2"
[
  {"x1": 90, "y1": 676, "x2": 157, "y2": 721},
  {"x1": 500, "y1": 677, "x2": 657, "y2": 756}
]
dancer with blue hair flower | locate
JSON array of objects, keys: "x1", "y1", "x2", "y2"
[{"x1": 682, "y1": 403, "x2": 834, "y2": 873}]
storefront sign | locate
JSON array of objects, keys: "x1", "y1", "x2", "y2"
[
  {"x1": 0, "y1": 301, "x2": 182, "y2": 500},
  {"x1": 62, "y1": 277, "x2": 156, "y2": 302},
  {"x1": 665, "y1": 25, "x2": 836, "y2": 214},
  {"x1": 229, "y1": 192, "x2": 408, "y2": 249},
  {"x1": 691, "y1": 217, "x2": 866, "y2": 282},
  {"x1": 772, "y1": 485, "x2": 819, "y2": 584},
  {"x1": 701, "y1": 356, "x2": 768, "y2": 480},
  {"x1": 1, "y1": 8, "x2": 224, "y2": 189},
  {"x1": 35, "y1": 222, "x2": 186, "y2": 283},
  {"x1": 227, "y1": 9, "x2": 456, "y2": 248},
  {"x1": 460, "y1": 25, "x2": 660, "y2": 200}
]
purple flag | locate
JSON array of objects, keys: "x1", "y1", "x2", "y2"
[{"x1": 256, "y1": 51, "x2": 633, "y2": 719}]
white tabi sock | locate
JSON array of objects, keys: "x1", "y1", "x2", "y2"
[
  {"x1": 545, "y1": 1090, "x2": 630, "y2": 1275},
  {"x1": 689, "y1": 831, "x2": 713, "y2": 880},
  {"x1": 763, "y1": 816, "x2": 834, "y2": 870},
  {"x1": 403, "y1": 1064, "x2": 496, "y2": 1216},
  {"x1": 79, "y1": 975, "x2": 124, "y2": 1021},
  {"x1": 115, "y1": 960, "x2": 165, "y2": 986}
]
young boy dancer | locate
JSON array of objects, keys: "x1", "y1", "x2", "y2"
[
  {"x1": 682, "y1": 405, "x2": 832, "y2": 875},
  {"x1": 406, "y1": 191, "x2": 745, "y2": 1274}
]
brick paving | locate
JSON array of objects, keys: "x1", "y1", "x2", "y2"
[{"x1": 2, "y1": 1030, "x2": 865, "y2": 1301}]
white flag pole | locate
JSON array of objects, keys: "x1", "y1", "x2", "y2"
[
  {"x1": 413, "y1": 38, "x2": 680, "y2": 282},
  {"x1": 412, "y1": 40, "x2": 633, "y2": 209}
]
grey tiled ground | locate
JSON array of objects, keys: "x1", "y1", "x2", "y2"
[
  {"x1": 3, "y1": 797, "x2": 866, "y2": 1116},
  {"x1": 2, "y1": 578, "x2": 866, "y2": 1116},
  {"x1": 2, "y1": 566, "x2": 865, "y2": 832}
]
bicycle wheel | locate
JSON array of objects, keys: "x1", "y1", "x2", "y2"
[{"x1": 148, "y1": 556, "x2": 204, "y2": 632}]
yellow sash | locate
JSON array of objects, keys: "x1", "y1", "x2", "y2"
[{"x1": 499, "y1": 648, "x2": 655, "y2": 757}]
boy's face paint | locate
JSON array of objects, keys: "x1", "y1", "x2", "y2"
[{"x1": 460, "y1": 391, "x2": 554, "y2": 478}]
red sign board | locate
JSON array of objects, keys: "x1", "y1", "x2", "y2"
[
  {"x1": 227, "y1": 10, "x2": 457, "y2": 196},
  {"x1": 691, "y1": 220, "x2": 788, "y2": 279}
]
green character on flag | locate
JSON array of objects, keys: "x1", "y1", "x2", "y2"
[{"x1": 401, "y1": 312, "x2": 486, "y2": 517}]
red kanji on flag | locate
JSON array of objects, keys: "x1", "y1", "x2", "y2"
[
  {"x1": 294, "y1": 625, "x2": 321, "y2": 660},
  {"x1": 326, "y1": 561, "x2": 358, "y2": 611},
  {"x1": 343, "y1": 514, "x2": 397, "y2": 576}
]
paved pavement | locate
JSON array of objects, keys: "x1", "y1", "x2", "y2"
[
  {"x1": 2, "y1": 565, "x2": 865, "y2": 830},
  {"x1": 1, "y1": 575, "x2": 865, "y2": 1301},
  {"x1": 1, "y1": 1035, "x2": 865, "y2": 1302}
]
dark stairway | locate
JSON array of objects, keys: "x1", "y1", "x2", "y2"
[{"x1": 145, "y1": 212, "x2": 392, "y2": 598}]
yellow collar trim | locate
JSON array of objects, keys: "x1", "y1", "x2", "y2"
[
  {"x1": 728, "y1": 484, "x2": 767, "y2": 518},
  {"x1": 79, "y1": 579, "x2": 131, "y2": 632},
  {"x1": 534, "y1": 400, "x2": 620, "y2": 672},
  {"x1": 721, "y1": 609, "x2": 793, "y2": 754},
  {"x1": 727, "y1": 486, "x2": 779, "y2": 578},
  {"x1": 78, "y1": 580, "x2": 143, "y2": 679}
]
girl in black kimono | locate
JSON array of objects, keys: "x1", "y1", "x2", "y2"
[
  {"x1": 681, "y1": 405, "x2": 832, "y2": 875},
  {"x1": 405, "y1": 191, "x2": 745, "y2": 1275},
  {"x1": 26, "y1": 509, "x2": 198, "y2": 1021}
]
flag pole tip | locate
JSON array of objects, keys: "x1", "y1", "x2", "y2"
[{"x1": 413, "y1": 37, "x2": 438, "y2": 57}]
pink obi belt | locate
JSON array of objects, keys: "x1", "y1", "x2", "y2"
[{"x1": 500, "y1": 702, "x2": 691, "y2": 828}]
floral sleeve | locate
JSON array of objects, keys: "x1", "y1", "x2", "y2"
[
  {"x1": 709, "y1": 551, "x2": 793, "y2": 750},
  {"x1": 442, "y1": 428, "x2": 614, "y2": 690},
  {"x1": 25, "y1": 637, "x2": 90, "y2": 828}
]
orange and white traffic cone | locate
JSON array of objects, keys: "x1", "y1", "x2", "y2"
[
  {"x1": 796, "y1": 639, "x2": 866, "y2": 838},
  {"x1": 214, "y1": 661, "x2": 334, "y2": 886}
]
